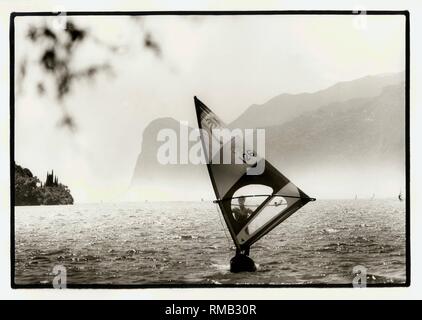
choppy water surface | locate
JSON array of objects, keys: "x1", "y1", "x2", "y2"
[{"x1": 15, "y1": 200, "x2": 406, "y2": 285}]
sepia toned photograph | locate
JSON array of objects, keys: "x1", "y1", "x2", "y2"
[{"x1": 11, "y1": 11, "x2": 408, "y2": 287}]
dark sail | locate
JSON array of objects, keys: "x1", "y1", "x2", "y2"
[{"x1": 194, "y1": 96, "x2": 315, "y2": 250}]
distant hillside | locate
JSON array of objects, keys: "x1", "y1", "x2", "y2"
[
  {"x1": 231, "y1": 72, "x2": 404, "y2": 129},
  {"x1": 14, "y1": 163, "x2": 74, "y2": 206},
  {"x1": 264, "y1": 83, "x2": 405, "y2": 175},
  {"x1": 130, "y1": 73, "x2": 405, "y2": 200}
]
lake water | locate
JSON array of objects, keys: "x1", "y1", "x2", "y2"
[{"x1": 14, "y1": 199, "x2": 406, "y2": 286}]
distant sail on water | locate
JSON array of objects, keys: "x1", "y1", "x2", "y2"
[{"x1": 194, "y1": 96, "x2": 315, "y2": 250}]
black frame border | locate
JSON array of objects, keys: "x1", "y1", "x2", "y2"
[{"x1": 10, "y1": 10, "x2": 410, "y2": 289}]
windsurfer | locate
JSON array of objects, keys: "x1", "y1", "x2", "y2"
[
  {"x1": 195, "y1": 96, "x2": 315, "y2": 272},
  {"x1": 232, "y1": 196, "x2": 253, "y2": 256},
  {"x1": 233, "y1": 196, "x2": 252, "y2": 224}
]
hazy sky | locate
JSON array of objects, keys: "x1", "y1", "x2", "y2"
[{"x1": 14, "y1": 14, "x2": 405, "y2": 202}]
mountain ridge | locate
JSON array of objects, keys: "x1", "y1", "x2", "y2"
[
  {"x1": 129, "y1": 72, "x2": 405, "y2": 200},
  {"x1": 231, "y1": 71, "x2": 404, "y2": 128}
]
